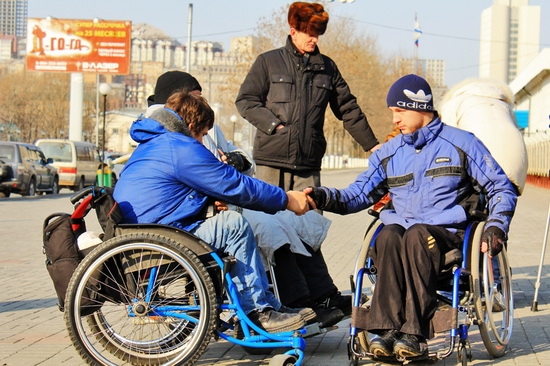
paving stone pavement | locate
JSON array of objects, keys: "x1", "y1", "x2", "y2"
[{"x1": 0, "y1": 168, "x2": 549, "y2": 366}]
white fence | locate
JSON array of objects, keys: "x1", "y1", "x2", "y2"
[
  {"x1": 321, "y1": 155, "x2": 368, "y2": 170},
  {"x1": 524, "y1": 133, "x2": 550, "y2": 177}
]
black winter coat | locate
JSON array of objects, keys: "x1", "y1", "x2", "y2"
[{"x1": 235, "y1": 36, "x2": 379, "y2": 171}]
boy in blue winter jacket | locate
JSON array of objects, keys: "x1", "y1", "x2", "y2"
[{"x1": 306, "y1": 74, "x2": 518, "y2": 360}]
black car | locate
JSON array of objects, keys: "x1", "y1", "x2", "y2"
[{"x1": 0, "y1": 141, "x2": 59, "y2": 198}]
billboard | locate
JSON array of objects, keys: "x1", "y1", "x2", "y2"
[{"x1": 26, "y1": 18, "x2": 131, "y2": 74}]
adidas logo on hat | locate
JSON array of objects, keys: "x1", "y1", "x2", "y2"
[{"x1": 387, "y1": 74, "x2": 435, "y2": 112}]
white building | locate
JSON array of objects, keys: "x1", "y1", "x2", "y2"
[
  {"x1": 103, "y1": 109, "x2": 141, "y2": 153},
  {"x1": 397, "y1": 57, "x2": 446, "y2": 87},
  {"x1": 479, "y1": 0, "x2": 540, "y2": 83},
  {"x1": 510, "y1": 48, "x2": 550, "y2": 134},
  {"x1": 510, "y1": 48, "x2": 550, "y2": 178}
]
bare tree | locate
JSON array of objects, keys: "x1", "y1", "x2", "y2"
[{"x1": 0, "y1": 70, "x2": 110, "y2": 144}]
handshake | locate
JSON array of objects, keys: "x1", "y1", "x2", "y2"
[{"x1": 285, "y1": 186, "x2": 325, "y2": 215}]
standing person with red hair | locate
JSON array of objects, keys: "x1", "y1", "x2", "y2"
[{"x1": 236, "y1": 1, "x2": 380, "y2": 193}]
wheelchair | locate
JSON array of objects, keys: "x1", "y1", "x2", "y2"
[
  {"x1": 62, "y1": 187, "x2": 327, "y2": 366},
  {"x1": 347, "y1": 209, "x2": 514, "y2": 365}
]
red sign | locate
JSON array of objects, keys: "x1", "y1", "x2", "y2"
[{"x1": 26, "y1": 18, "x2": 131, "y2": 74}]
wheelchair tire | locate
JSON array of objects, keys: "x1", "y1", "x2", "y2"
[
  {"x1": 64, "y1": 233, "x2": 217, "y2": 365},
  {"x1": 470, "y1": 222, "x2": 514, "y2": 358},
  {"x1": 269, "y1": 353, "x2": 297, "y2": 366},
  {"x1": 354, "y1": 219, "x2": 383, "y2": 297}
]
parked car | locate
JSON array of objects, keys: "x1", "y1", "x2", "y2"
[
  {"x1": 0, "y1": 141, "x2": 59, "y2": 198},
  {"x1": 35, "y1": 139, "x2": 100, "y2": 192}
]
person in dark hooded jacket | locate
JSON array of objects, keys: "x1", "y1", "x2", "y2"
[
  {"x1": 235, "y1": 1, "x2": 380, "y2": 191},
  {"x1": 114, "y1": 90, "x2": 314, "y2": 334}
]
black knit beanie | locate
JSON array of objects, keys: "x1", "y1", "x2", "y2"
[{"x1": 147, "y1": 71, "x2": 202, "y2": 106}]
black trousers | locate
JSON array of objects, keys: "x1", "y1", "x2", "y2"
[
  {"x1": 367, "y1": 224, "x2": 463, "y2": 339},
  {"x1": 272, "y1": 244, "x2": 337, "y2": 307}
]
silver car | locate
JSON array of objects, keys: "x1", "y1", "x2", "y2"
[{"x1": 0, "y1": 141, "x2": 59, "y2": 198}]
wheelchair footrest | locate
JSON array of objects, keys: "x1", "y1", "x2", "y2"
[
  {"x1": 303, "y1": 323, "x2": 338, "y2": 338},
  {"x1": 432, "y1": 303, "x2": 458, "y2": 333},
  {"x1": 350, "y1": 305, "x2": 370, "y2": 330}
]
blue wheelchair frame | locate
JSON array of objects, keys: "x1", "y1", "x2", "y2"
[
  {"x1": 63, "y1": 187, "x2": 312, "y2": 366},
  {"x1": 122, "y1": 248, "x2": 308, "y2": 363},
  {"x1": 348, "y1": 214, "x2": 514, "y2": 365}
]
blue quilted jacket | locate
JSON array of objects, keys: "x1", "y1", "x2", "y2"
[
  {"x1": 113, "y1": 109, "x2": 288, "y2": 231},
  {"x1": 319, "y1": 117, "x2": 517, "y2": 234}
]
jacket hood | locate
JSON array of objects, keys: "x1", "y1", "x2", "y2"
[{"x1": 130, "y1": 108, "x2": 190, "y2": 143}]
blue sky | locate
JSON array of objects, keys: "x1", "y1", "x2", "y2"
[{"x1": 27, "y1": 0, "x2": 550, "y2": 87}]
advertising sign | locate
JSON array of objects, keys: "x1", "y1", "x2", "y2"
[{"x1": 26, "y1": 18, "x2": 131, "y2": 74}]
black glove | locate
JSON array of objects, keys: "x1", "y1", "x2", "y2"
[
  {"x1": 223, "y1": 151, "x2": 251, "y2": 172},
  {"x1": 482, "y1": 226, "x2": 506, "y2": 257},
  {"x1": 307, "y1": 186, "x2": 327, "y2": 210}
]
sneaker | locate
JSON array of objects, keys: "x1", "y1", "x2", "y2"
[
  {"x1": 248, "y1": 308, "x2": 305, "y2": 333},
  {"x1": 316, "y1": 291, "x2": 352, "y2": 316},
  {"x1": 393, "y1": 333, "x2": 428, "y2": 359},
  {"x1": 278, "y1": 305, "x2": 317, "y2": 324},
  {"x1": 369, "y1": 330, "x2": 400, "y2": 358},
  {"x1": 314, "y1": 306, "x2": 345, "y2": 328}
]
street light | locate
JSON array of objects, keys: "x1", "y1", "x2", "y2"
[
  {"x1": 230, "y1": 114, "x2": 238, "y2": 143},
  {"x1": 99, "y1": 82, "x2": 111, "y2": 186}
]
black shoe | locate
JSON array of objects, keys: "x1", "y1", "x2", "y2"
[
  {"x1": 393, "y1": 333, "x2": 428, "y2": 359},
  {"x1": 314, "y1": 306, "x2": 345, "y2": 328},
  {"x1": 369, "y1": 330, "x2": 400, "y2": 358},
  {"x1": 278, "y1": 305, "x2": 317, "y2": 324},
  {"x1": 248, "y1": 308, "x2": 305, "y2": 333},
  {"x1": 316, "y1": 291, "x2": 352, "y2": 316}
]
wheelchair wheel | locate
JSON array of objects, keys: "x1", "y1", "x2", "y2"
[
  {"x1": 64, "y1": 233, "x2": 217, "y2": 365},
  {"x1": 470, "y1": 222, "x2": 514, "y2": 358},
  {"x1": 354, "y1": 218, "x2": 382, "y2": 295},
  {"x1": 269, "y1": 353, "x2": 297, "y2": 366}
]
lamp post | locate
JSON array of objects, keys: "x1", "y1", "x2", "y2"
[
  {"x1": 99, "y1": 82, "x2": 111, "y2": 186},
  {"x1": 230, "y1": 114, "x2": 238, "y2": 143}
]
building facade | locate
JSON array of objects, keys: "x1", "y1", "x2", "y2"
[
  {"x1": 397, "y1": 57, "x2": 446, "y2": 87},
  {"x1": 479, "y1": 0, "x2": 540, "y2": 83},
  {"x1": 0, "y1": 0, "x2": 27, "y2": 57}
]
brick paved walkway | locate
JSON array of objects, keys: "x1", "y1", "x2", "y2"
[{"x1": 0, "y1": 168, "x2": 548, "y2": 365}]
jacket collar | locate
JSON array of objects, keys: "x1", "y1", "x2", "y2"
[
  {"x1": 402, "y1": 117, "x2": 443, "y2": 150},
  {"x1": 285, "y1": 35, "x2": 325, "y2": 71}
]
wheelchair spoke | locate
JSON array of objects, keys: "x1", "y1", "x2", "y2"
[{"x1": 64, "y1": 234, "x2": 218, "y2": 365}]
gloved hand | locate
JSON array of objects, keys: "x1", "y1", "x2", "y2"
[
  {"x1": 481, "y1": 226, "x2": 506, "y2": 257},
  {"x1": 223, "y1": 151, "x2": 251, "y2": 172},
  {"x1": 306, "y1": 186, "x2": 327, "y2": 210}
]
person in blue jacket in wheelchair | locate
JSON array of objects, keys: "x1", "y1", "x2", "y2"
[
  {"x1": 143, "y1": 70, "x2": 352, "y2": 329},
  {"x1": 114, "y1": 90, "x2": 314, "y2": 335},
  {"x1": 306, "y1": 74, "x2": 518, "y2": 360}
]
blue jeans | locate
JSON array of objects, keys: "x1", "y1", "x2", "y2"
[{"x1": 190, "y1": 210, "x2": 280, "y2": 314}]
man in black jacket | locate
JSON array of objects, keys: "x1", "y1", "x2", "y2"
[{"x1": 235, "y1": 1, "x2": 380, "y2": 191}]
